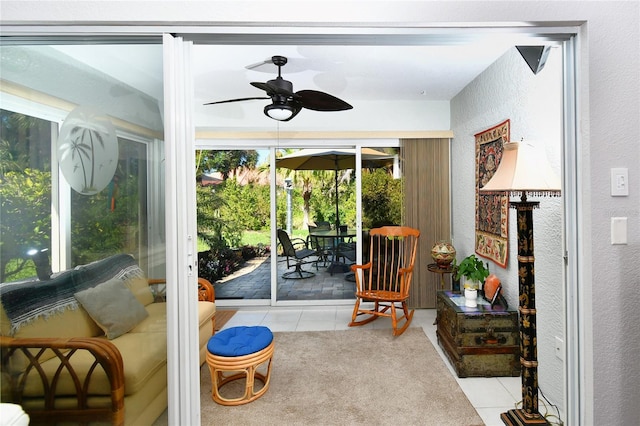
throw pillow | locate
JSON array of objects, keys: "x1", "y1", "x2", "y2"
[{"x1": 74, "y1": 278, "x2": 149, "y2": 339}]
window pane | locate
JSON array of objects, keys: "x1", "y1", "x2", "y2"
[
  {"x1": 0, "y1": 42, "x2": 167, "y2": 425},
  {"x1": 70, "y1": 137, "x2": 149, "y2": 265},
  {"x1": 0, "y1": 110, "x2": 53, "y2": 282}
]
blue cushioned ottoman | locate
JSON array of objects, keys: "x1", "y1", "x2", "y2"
[{"x1": 205, "y1": 326, "x2": 274, "y2": 405}]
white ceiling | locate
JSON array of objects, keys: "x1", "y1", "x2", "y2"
[
  {"x1": 193, "y1": 43, "x2": 514, "y2": 104},
  {"x1": 53, "y1": 39, "x2": 518, "y2": 129},
  {"x1": 191, "y1": 42, "x2": 514, "y2": 128}
]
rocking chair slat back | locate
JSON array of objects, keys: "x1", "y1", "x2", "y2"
[
  {"x1": 366, "y1": 226, "x2": 420, "y2": 297},
  {"x1": 349, "y1": 226, "x2": 420, "y2": 336}
]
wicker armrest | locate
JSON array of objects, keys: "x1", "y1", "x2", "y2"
[
  {"x1": 0, "y1": 335, "x2": 125, "y2": 426},
  {"x1": 197, "y1": 277, "x2": 215, "y2": 302},
  {"x1": 147, "y1": 278, "x2": 215, "y2": 303}
]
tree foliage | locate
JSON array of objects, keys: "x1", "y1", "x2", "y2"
[
  {"x1": 1, "y1": 110, "x2": 53, "y2": 281},
  {"x1": 69, "y1": 167, "x2": 139, "y2": 265},
  {"x1": 196, "y1": 150, "x2": 258, "y2": 180},
  {"x1": 0, "y1": 169, "x2": 52, "y2": 281},
  {"x1": 362, "y1": 168, "x2": 403, "y2": 228}
]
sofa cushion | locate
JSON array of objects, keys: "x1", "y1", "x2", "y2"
[
  {"x1": 124, "y1": 276, "x2": 154, "y2": 306},
  {"x1": 18, "y1": 331, "x2": 167, "y2": 397},
  {"x1": 75, "y1": 279, "x2": 149, "y2": 340}
]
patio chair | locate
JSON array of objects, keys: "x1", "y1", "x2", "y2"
[
  {"x1": 348, "y1": 226, "x2": 420, "y2": 336},
  {"x1": 277, "y1": 229, "x2": 319, "y2": 279},
  {"x1": 307, "y1": 221, "x2": 332, "y2": 267}
]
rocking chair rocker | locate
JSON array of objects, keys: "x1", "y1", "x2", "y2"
[{"x1": 348, "y1": 226, "x2": 420, "y2": 336}]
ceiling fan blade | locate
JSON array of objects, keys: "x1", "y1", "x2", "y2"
[
  {"x1": 204, "y1": 96, "x2": 269, "y2": 105},
  {"x1": 245, "y1": 57, "x2": 274, "y2": 70},
  {"x1": 250, "y1": 82, "x2": 271, "y2": 93},
  {"x1": 295, "y1": 90, "x2": 353, "y2": 111}
]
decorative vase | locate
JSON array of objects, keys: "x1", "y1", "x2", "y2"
[
  {"x1": 431, "y1": 240, "x2": 456, "y2": 268},
  {"x1": 464, "y1": 288, "x2": 478, "y2": 308}
]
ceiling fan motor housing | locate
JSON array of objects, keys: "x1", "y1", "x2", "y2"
[{"x1": 267, "y1": 77, "x2": 294, "y2": 96}]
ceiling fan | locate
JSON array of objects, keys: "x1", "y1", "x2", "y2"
[{"x1": 204, "y1": 55, "x2": 353, "y2": 121}]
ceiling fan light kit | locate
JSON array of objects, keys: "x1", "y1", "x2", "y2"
[
  {"x1": 264, "y1": 102, "x2": 294, "y2": 121},
  {"x1": 205, "y1": 55, "x2": 352, "y2": 121}
]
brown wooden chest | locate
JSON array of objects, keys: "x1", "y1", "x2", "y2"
[{"x1": 436, "y1": 290, "x2": 520, "y2": 378}]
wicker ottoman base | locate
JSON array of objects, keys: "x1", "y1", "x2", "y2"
[{"x1": 206, "y1": 331, "x2": 274, "y2": 406}]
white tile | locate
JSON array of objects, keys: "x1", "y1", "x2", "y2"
[
  {"x1": 475, "y1": 407, "x2": 514, "y2": 426},
  {"x1": 223, "y1": 311, "x2": 268, "y2": 327},
  {"x1": 262, "y1": 321, "x2": 298, "y2": 332},
  {"x1": 498, "y1": 376, "x2": 522, "y2": 401},
  {"x1": 299, "y1": 309, "x2": 336, "y2": 322},
  {"x1": 296, "y1": 321, "x2": 335, "y2": 331},
  {"x1": 457, "y1": 377, "x2": 518, "y2": 408},
  {"x1": 263, "y1": 310, "x2": 302, "y2": 323}
]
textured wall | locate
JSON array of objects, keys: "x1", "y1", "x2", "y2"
[{"x1": 451, "y1": 47, "x2": 565, "y2": 414}]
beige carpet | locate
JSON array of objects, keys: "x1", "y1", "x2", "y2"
[{"x1": 200, "y1": 328, "x2": 484, "y2": 425}]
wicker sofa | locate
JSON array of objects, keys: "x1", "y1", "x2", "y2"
[{"x1": 0, "y1": 254, "x2": 216, "y2": 426}]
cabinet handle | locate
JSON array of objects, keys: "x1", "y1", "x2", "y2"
[{"x1": 475, "y1": 335, "x2": 506, "y2": 345}]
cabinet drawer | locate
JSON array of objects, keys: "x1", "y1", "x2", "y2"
[{"x1": 436, "y1": 290, "x2": 520, "y2": 378}]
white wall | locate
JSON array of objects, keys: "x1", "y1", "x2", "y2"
[
  {"x1": 451, "y1": 46, "x2": 564, "y2": 413},
  {"x1": 2, "y1": 1, "x2": 639, "y2": 424}
]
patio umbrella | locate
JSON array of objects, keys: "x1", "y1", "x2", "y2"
[{"x1": 276, "y1": 148, "x2": 395, "y2": 228}]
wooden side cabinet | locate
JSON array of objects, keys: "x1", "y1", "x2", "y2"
[{"x1": 436, "y1": 290, "x2": 520, "y2": 378}]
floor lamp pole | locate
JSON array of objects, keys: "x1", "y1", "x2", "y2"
[{"x1": 501, "y1": 194, "x2": 550, "y2": 426}]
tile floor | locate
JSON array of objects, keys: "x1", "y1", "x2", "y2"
[{"x1": 219, "y1": 306, "x2": 522, "y2": 426}]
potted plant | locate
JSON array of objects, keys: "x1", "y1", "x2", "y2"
[{"x1": 452, "y1": 254, "x2": 490, "y2": 307}]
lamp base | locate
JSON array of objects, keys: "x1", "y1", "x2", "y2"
[{"x1": 501, "y1": 409, "x2": 550, "y2": 426}]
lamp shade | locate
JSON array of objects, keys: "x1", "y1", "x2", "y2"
[
  {"x1": 480, "y1": 141, "x2": 561, "y2": 197},
  {"x1": 264, "y1": 103, "x2": 294, "y2": 121}
]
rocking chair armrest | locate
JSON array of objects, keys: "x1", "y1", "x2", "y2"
[
  {"x1": 350, "y1": 262, "x2": 372, "y2": 272},
  {"x1": 398, "y1": 264, "x2": 416, "y2": 275}
]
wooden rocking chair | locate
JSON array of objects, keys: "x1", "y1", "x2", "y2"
[{"x1": 348, "y1": 226, "x2": 420, "y2": 336}]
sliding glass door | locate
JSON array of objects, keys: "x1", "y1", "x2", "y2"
[
  {"x1": 1, "y1": 41, "x2": 166, "y2": 424},
  {"x1": 195, "y1": 148, "x2": 272, "y2": 302}
]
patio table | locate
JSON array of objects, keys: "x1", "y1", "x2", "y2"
[{"x1": 308, "y1": 229, "x2": 357, "y2": 275}]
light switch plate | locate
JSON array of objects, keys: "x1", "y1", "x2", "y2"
[
  {"x1": 611, "y1": 168, "x2": 629, "y2": 196},
  {"x1": 611, "y1": 217, "x2": 628, "y2": 245}
]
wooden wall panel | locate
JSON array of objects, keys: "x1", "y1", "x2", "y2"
[{"x1": 402, "y1": 138, "x2": 451, "y2": 308}]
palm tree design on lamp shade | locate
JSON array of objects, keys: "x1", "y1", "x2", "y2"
[{"x1": 58, "y1": 106, "x2": 118, "y2": 195}]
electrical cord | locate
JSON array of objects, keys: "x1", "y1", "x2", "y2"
[
  {"x1": 509, "y1": 387, "x2": 564, "y2": 426},
  {"x1": 539, "y1": 386, "x2": 564, "y2": 426}
]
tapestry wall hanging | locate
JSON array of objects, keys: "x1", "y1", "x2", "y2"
[{"x1": 475, "y1": 119, "x2": 510, "y2": 268}]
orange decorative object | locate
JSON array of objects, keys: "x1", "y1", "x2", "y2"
[{"x1": 484, "y1": 274, "x2": 501, "y2": 300}]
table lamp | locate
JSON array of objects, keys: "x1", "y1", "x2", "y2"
[{"x1": 480, "y1": 140, "x2": 561, "y2": 425}]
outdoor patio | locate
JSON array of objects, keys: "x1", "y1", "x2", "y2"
[{"x1": 213, "y1": 254, "x2": 357, "y2": 301}]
